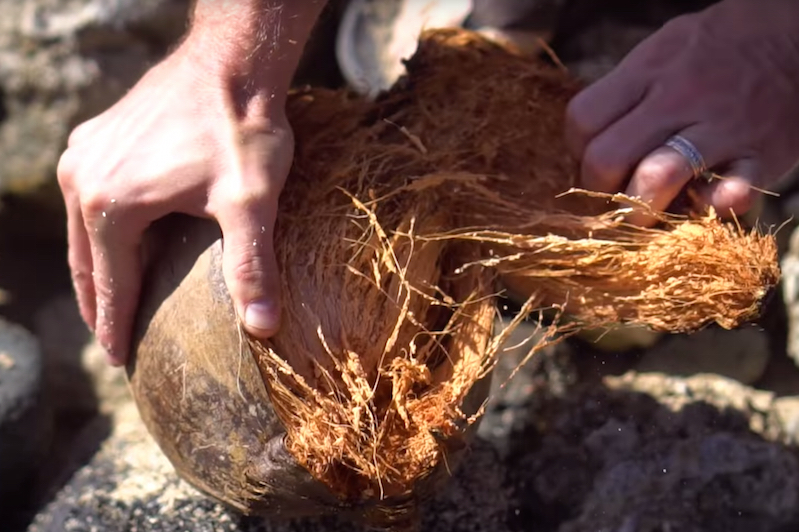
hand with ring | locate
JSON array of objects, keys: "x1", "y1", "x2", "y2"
[{"x1": 565, "y1": 0, "x2": 799, "y2": 225}]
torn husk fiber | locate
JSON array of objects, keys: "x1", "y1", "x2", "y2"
[{"x1": 248, "y1": 27, "x2": 778, "y2": 508}]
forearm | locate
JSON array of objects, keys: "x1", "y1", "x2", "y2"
[{"x1": 183, "y1": 0, "x2": 328, "y2": 103}]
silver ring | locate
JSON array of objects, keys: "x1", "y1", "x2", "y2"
[{"x1": 664, "y1": 135, "x2": 708, "y2": 179}]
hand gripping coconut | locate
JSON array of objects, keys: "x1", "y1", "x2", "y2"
[{"x1": 127, "y1": 29, "x2": 779, "y2": 531}]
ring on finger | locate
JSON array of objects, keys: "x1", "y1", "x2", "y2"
[{"x1": 664, "y1": 134, "x2": 710, "y2": 181}]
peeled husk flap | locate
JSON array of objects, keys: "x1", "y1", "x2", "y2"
[{"x1": 244, "y1": 27, "x2": 779, "y2": 518}]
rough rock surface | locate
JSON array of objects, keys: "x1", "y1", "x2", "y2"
[
  {"x1": 0, "y1": 0, "x2": 189, "y2": 195},
  {"x1": 33, "y1": 293, "x2": 128, "y2": 417},
  {"x1": 552, "y1": 0, "x2": 720, "y2": 82},
  {"x1": 29, "y1": 403, "x2": 512, "y2": 532},
  {"x1": 782, "y1": 226, "x2": 799, "y2": 366},
  {"x1": 29, "y1": 321, "x2": 799, "y2": 532},
  {"x1": 541, "y1": 373, "x2": 799, "y2": 532},
  {"x1": 0, "y1": 318, "x2": 51, "y2": 529},
  {"x1": 27, "y1": 293, "x2": 125, "y2": 518}
]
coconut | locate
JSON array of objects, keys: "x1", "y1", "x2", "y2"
[{"x1": 127, "y1": 29, "x2": 779, "y2": 531}]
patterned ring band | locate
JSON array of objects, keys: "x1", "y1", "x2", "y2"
[{"x1": 664, "y1": 135, "x2": 708, "y2": 179}]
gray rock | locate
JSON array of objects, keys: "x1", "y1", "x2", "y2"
[
  {"x1": 33, "y1": 293, "x2": 129, "y2": 417},
  {"x1": 0, "y1": 318, "x2": 51, "y2": 527},
  {"x1": 28, "y1": 293, "x2": 125, "y2": 522},
  {"x1": 0, "y1": 0, "x2": 189, "y2": 195},
  {"x1": 506, "y1": 372, "x2": 799, "y2": 532},
  {"x1": 555, "y1": 0, "x2": 719, "y2": 83},
  {"x1": 478, "y1": 317, "x2": 577, "y2": 453},
  {"x1": 33, "y1": 294, "x2": 97, "y2": 416},
  {"x1": 781, "y1": 226, "x2": 799, "y2": 366},
  {"x1": 29, "y1": 403, "x2": 512, "y2": 532},
  {"x1": 560, "y1": 19, "x2": 654, "y2": 83},
  {"x1": 636, "y1": 326, "x2": 771, "y2": 385},
  {"x1": 30, "y1": 359, "x2": 799, "y2": 532},
  {"x1": 772, "y1": 396, "x2": 799, "y2": 445}
]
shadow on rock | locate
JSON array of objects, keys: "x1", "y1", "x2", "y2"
[
  {"x1": 26, "y1": 339, "x2": 799, "y2": 532},
  {"x1": 500, "y1": 372, "x2": 799, "y2": 532}
]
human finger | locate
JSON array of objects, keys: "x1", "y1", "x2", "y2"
[
  {"x1": 564, "y1": 9, "x2": 702, "y2": 158},
  {"x1": 564, "y1": 71, "x2": 649, "y2": 159},
  {"x1": 578, "y1": 96, "x2": 686, "y2": 194},
  {"x1": 214, "y1": 186, "x2": 283, "y2": 340},
  {"x1": 624, "y1": 127, "x2": 743, "y2": 225},
  {"x1": 66, "y1": 202, "x2": 97, "y2": 329},
  {"x1": 83, "y1": 199, "x2": 147, "y2": 366},
  {"x1": 57, "y1": 150, "x2": 98, "y2": 329},
  {"x1": 622, "y1": 145, "x2": 696, "y2": 226},
  {"x1": 700, "y1": 158, "x2": 760, "y2": 218}
]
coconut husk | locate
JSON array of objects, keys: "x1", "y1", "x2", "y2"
[
  {"x1": 256, "y1": 26, "x2": 777, "y2": 500},
  {"x1": 128, "y1": 28, "x2": 779, "y2": 532},
  {"x1": 246, "y1": 77, "x2": 524, "y2": 511}
]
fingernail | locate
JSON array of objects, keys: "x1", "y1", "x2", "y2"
[{"x1": 244, "y1": 299, "x2": 280, "y2": 335}]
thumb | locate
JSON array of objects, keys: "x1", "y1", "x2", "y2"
[{"x1": 216, "y1": 195, "x2": 283, "y2": 340}]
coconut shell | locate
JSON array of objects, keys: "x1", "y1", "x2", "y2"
[
  {"x1": 127, "y1": 215, "x2": 341, "y2": 519},
  {"x1": 128, "y1": 213, "x2": 496, "y2": 530},
  {"x1": 127, "y1": 28, "x2": 779, "y2": 532}
]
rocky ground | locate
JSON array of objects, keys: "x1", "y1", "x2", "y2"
[{"x1": 4, "y1": 1, "x2": 799, "y2": 531}]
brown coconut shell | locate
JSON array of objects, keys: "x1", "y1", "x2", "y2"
[
  {"x1": 128, "y1": 213, "x2": 495, "y2": 529},
  {"x1": 127, "y1": 28, "x2": 779, "y2": 531}
]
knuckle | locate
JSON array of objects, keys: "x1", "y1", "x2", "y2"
[
  {"x1": 565, "y1": 94, "x2": 592, "y2": 139},
  {"x1": 722, "y1": 185, "x2": 755, "y2": 215},
  {"x1": 56, "y1": 149, "x2": 79, "y2": 189},
  {"x1": 228, "y1": 251, "x2": 267, "y2": 288},
  {"x1": 635, "y1": 159, "x2": 682, "y2": 192},
  {"x1": 661, "y1": 13, "x2": 695, "y2": 34},
  {"x1": 658, "y1": 13, "x2": 703, "y2": 51},
  {"x1": 582, "y1": 141, "x2": 625, "y2": 189},
  {"x1": 79, "y1": 186, "x2": 115, "y2": 221},
  {"x1": 69, "y1": 262, "x2": 94, "y2": 287},
  {"x1": 67, "y1": 119, "x2": 95, "y2": 147},
  {"x1": 218, "y1": 183, "x2": 272, "y2": 213}
]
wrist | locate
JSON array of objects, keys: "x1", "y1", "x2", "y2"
[{"x1": 180, "y1": 1, "x2": 327, "y2": 105}]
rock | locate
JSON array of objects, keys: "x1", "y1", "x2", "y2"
[
  {"x1": 24, "y1": 294, "x2": 128, "y2": 532},
  {"x1": 558, "y1": 19, "x2": 655, "y2": 83},
  {"x1": 478, "y1": 316, "x2": 577, "y2": 453},
  {"x1": 30, "y1": 350, "x2": 799, "y2": 532},
  {"x1": 33, "y1": 294, "x2": 96, "y2": 415},
  {"x1": 636, "y1": 326, "x2": 771, "y2": 385},
  {"x1": 0, "y1": 0, "x2": 189, "y2": 196},
  {"x1": 34, "y1": 293, "x2": 130, "y2": 417},
  {"x1": 782, "y1": 226, "x2": 799, "y2": 366},
  {"x1": 29, "y1": 402, "x2": 512, "y2": 532},
  {"x1": 0, "y1": 318, "x2": 51, "y2": 528},
  {"x1": 771, "y1": 396, "x2": 799, "y2": 445},
  {"x1": 506, "y1": 372, "x2": 799, "y2": 532},
  {"x1": 565, "y1": 432, "x2": 798, "y2": 532},
  {"x1": 554, "y1": 0, "x2": 720, "y2": 83}
]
